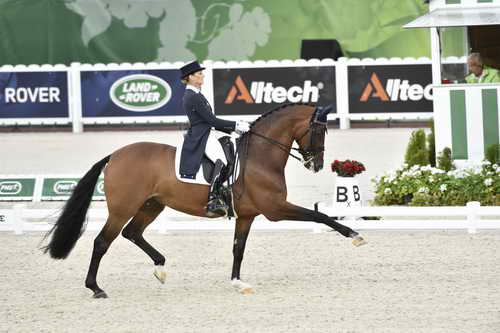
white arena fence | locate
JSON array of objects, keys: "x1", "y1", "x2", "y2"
[
  {"x1": 0, "y1": 57, "x2": 467, "y2": 131},
  {"x1": 1, "y1": 201, "x2": 499, "y2": 235}
]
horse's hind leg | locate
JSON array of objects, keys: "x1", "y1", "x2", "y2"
[
  {"x1": 85, "y1": 214, "x2": 130, "y2": 298},
  {"x1": 121, "y1": 198, "x2": 167, "y2": 283}
]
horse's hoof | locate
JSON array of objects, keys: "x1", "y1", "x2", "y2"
[
  {"x1": 93, "y1": 291, "x2": 108, "y2": 299},
  {"x1": 154, "y1": 270, "x2": 167, "y2": 284},
  {"x1": 240, "y1": 287, "x2": 255, "y2": 295},
  {"x1": 352, "y1": 235, "x2": 367, "y2": 247},
  {"x1": 231, "y1": 279, "x2": 255, "y2": 295}
]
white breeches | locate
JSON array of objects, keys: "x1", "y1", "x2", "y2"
[{"x1": 205, "y1": 130, "x2": 227, "y2": 165}]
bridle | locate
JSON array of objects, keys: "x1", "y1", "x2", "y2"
[
  {"x1": 295, "y1": 116, "x2": 327, "y2": 165},
  {"x1": 247, "y1": 109, "x2": 327, "y2": 166}
]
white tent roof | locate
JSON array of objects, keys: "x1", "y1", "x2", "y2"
[{"x1": 404, "y1": 6, "x2": 500, "y2": 28}]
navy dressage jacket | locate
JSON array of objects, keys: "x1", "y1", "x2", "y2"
[{"x1": 179, "y1": 88, "x2": 236, "y2": 178}]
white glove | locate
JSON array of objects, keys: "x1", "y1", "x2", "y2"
[{"x1": 235, "y1": 121, "x2": 250, "y2": 134}]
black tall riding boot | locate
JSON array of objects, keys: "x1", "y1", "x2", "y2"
[{"x1": 206, "y1": 159, "x2": 228, "y2": 217}]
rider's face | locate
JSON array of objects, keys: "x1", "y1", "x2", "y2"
[{"x1": 188, "y1": 71, "x2": 205, "y2": 88}]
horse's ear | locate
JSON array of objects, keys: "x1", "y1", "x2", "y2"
[{"x1": 314, "y1": 104, "x2": 334, "y2": 123}]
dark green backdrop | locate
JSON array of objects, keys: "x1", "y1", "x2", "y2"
[{"x1": 0, "y1": 0, "x2": 434, "y2": 66}]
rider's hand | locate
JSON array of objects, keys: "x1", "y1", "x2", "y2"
[{"x1": 235, "y1": 121, "x2": 250, "y2": 134}]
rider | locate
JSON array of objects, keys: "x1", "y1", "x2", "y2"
[{"x1": 179, "y1": 60, "x2": 250, "y2": 217}]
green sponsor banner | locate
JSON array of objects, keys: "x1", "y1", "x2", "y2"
[
  {"x1": 0, "y1": 0, "x2": 434, "y2": 66},
  {"x1": 42, "y1": 178, "x2": 79, "y2": 199},
  {"x1": 0, "y1": 178, "x2": 36, "y2": 199},
  {"x1": 93, "y1": 178, "x2": 105, "y2": 197},
  {"x1": 41, "y1": 177, "x2": 105, "y2": 200}
]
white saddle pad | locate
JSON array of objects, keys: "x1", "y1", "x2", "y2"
[
  {"x1": 175, "y1": 133, "x2": 240, "y2": 186},
  {"x1": 175, "y1": 147, "x2": 210, "y2": 185}
]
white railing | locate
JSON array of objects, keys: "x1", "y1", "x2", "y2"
[
  {"x1": 316, "y1": 201, "x2": 500, "y2": 234},
  {"x1": 1, "y1": 201, "x2": 499, "y2": 235}
]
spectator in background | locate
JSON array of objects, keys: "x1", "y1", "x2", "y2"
[{"x1": 466, "y1": 52, "x2": 500, "y2": 84}]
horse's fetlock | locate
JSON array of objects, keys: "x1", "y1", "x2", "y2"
[
  {"x1": 93, "y1": 237, "x2": 109, "y2": 255},
  {"x1": 121, "y1": 229, "x2": 132, "y2": 240},
  {"x1": 154, "y1": 257, "x2": 166, "y2": 266},
  {"x1": 85, "y1": 278, "x2": 96, "y2": 289}
]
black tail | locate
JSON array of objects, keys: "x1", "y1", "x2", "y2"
[{"x1": 42, "y1": 155, "x2": 110, "y2": 259}]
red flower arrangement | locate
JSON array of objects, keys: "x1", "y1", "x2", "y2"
[{"x1": 331, "y1": 159, "x2": 366, "y2": 177}]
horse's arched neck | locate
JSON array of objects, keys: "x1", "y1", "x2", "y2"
[
  {"x1": 248, "y1": 107, "x2": 310, "y2": 170},
  {"x1": 254, "y1": 120, "x2": 294, "y2": 144}
]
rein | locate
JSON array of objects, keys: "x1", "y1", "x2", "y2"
[{"x1": 249, "y1": 130, "x2": 305, "y2": 162}]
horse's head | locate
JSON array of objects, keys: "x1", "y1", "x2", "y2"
[{"x1": 294, "y1": 105, "x2": 332, "y2": 173}]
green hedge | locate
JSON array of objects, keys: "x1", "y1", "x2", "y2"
[{"x1": 372, "y1": 162, "x2": 499, "y2": 206}]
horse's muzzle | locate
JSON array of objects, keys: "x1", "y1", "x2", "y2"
[{"x1": 304, "y1": 156, "x2": 324, "y2": 173}]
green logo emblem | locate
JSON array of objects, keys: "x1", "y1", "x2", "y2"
[
  {"x1": 53, "y1": 181, "x2": 77, "y2": 194},
  {"x1": 0, "y1": 181, "x2": 22, "y2": 195},
  {"x1": 110, "y1": 74, "x2": 172, "y2": 112},
  {"x1": 97, "y1": 180, "x2": 105, "y2": 195}
]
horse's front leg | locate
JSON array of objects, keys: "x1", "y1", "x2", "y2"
[
  {"x1": 231, "y1": 216, "x2": 256, "y2": 294},
  {"x1": 263, "y1": 201, "x2": 367, "y2": 247}
]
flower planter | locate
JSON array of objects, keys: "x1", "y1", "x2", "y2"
[{"x1": 333, "y1": 175, "x2": 362, "y2": 208}]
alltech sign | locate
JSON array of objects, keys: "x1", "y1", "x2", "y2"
[
  {"x1": 348, "y1": 65, "x2": 433, "y2": 113},
  {"x1": 213, "y1": 67, "x2": 336, "y2": 115}
]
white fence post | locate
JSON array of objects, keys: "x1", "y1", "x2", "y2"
[
  {"x1": 70, "y1": 62, "x2": 83, "y2": 133},
  {"x1": 466, "y1": 201, "x2": 480, "y2": 234},
  {"x1": 13, "y1": 204, "x2": 25, "y2": 235},
  {"x1": 335, "y1": 57, "x2": 350, "y2": 129}
]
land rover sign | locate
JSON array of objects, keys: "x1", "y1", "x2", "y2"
[{"x1": 109, "y1": 74, "x2": 172, "y2": 112}]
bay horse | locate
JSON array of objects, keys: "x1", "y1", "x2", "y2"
[{"x1": 43, "y1": 103, "x2": 366, "y2": 298}]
